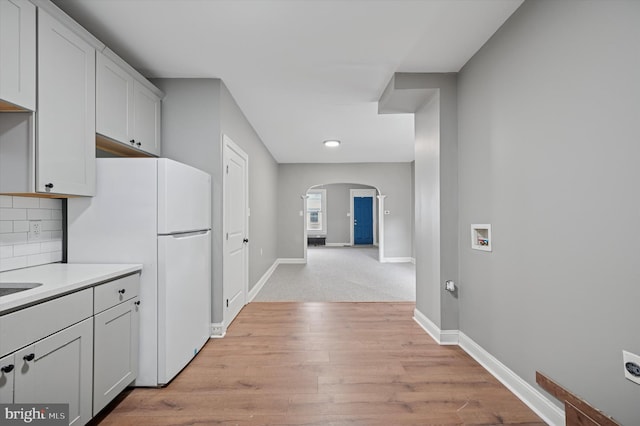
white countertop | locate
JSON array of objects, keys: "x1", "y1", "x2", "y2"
[{"x1": 0, "y1": 263, "x2": 142, "y2": 314}]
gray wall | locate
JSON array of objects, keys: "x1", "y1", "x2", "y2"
[
  {"x1": 278, "y1": 163, "x2": 412, "y2": 259},
  {"x1": 154, "y1": 78, "x2": 278, "y2": 325},
  {"x1": 311, "y1": 183, "x2": 374, "y2": 244},
  {"x1": 411, "y1": 74, "x2": 459, "y2": 331},
  {"x1": 457, "y1": 1, "x2": 640, "y2": 423}
]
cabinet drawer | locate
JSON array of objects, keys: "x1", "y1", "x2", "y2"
[
  {"x1": 94, "y1": 273, "x2": 140, "y2": 314},
  {"x1": 0, "y1": 288, "x2": 92, "y2": 357}
]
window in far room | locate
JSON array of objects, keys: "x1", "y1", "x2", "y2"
[{"x1": 306, "y1": 189, "x2": 326, "y2": 235}]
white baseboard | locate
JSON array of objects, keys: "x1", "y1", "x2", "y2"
[
  {"x1": 413, "y1": 308, "x2": 459, "y2": 345},
  {"x1": 325, "y1": 242, "x2": 350, "y2": 247},
  {"x1": 413, "y1": 310, "x2": 563, "y2": 424},
  {"x1": 382, "y1": 257, "x2": 414, "y2": 263},
  {"x1": 248, "y1": 259, "x2": 279, "y2": 302},
  {"x1": 278, "y1": 258, "x2": 306, "y2": 264},
  {"x1": 210, "y1": 322, "x2": 226, "y2": 338},
  {"x1": 458, "y1": 332, "x2": 564, "y2": 426}
]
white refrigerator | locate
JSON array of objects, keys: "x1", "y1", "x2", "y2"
[{"x1": 68, "y1": 158, "x2": 211, "y2": 386}]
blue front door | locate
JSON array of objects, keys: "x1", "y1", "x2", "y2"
[{"x1": 354, "y1": 197, "x2": 373, "y2": 245}]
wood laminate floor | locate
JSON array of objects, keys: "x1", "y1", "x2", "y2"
[{"x1": 92, "y1": 302, "x2": 545, "y2": 425}]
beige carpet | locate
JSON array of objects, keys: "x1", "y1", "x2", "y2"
[{"x1": 253, "y1": 246, "x2": 415, "y2": 302}]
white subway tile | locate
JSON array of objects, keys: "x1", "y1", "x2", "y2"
[
  {"x1": 0, "y1": 221, "x2": 12, "y2": 234},
  {"x1": 27, "y1": 209, "x2": 52, "y2": 220},
  {"x1": 14, "y1": 243, "x2": 41, "y2": 256},
  {"x1": 0, "y1": 256, "x2": 27, "y2": 272},
  {"x1": 0, "y1": 233, "x2": 28, "y2": 246},
  {"x1": 0, "y1": 246, "x2": 12, "y2": 258},
  {"x1": 13, "y1": 221, "x2": 29, "y2": 232},
  {"x1": 13, "y1": 197, "x2": 40, "y2": 209},
  {"x1": 40, "y1": 240, "x2": 62, "y2": 253},
  {"x1": 42, "y1": 220, "x2": 62, "y2": 231},
  {"x1": 51, "y1": 210, "x2": 63, "y2": 220},
  {"x1": 0, "y1": 208, "x2": 27, "y2": 221},
  {"x1": 39, "y1": 198, "x2": 62, "y2": 210},
  {"x1": 28, "y1": 251, "x2": 61, "y2": 266},
  {"x1": 0, "y1": 196, "x2": 12, "y2": 208}
]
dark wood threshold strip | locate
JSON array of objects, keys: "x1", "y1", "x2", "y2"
[{"x1": 536, "y1": 372, "x2": 619, "y2": 426}]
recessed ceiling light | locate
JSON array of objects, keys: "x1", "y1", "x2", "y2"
[{"x1": 323, "y1": 140, "x2": 340, "y2": 148}]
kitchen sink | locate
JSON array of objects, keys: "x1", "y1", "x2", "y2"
[{"x1": 0, "y1": 282, "x2": 43, "y2": 297}]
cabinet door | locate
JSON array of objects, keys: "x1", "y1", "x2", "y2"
[
  {"x1": 0, "y1": 0, "x2": 36, "y2": 111},
  {"x1": 133, "y1": 81, "x2": 161, "y2": 156},
  {"x1": 14, "y1": 318, "x2": 93, "y2": 426},
  {"x1": 96, "y1": 52, "x2": 134, "y2": 146},
  {"x1": 93, "y1": 298, "x2": 139, "y2": 416},
  {"x1": 0, "y1": 352, "x2": 16, "y2": 403},
  {"x1": 37, "y1": 9, "x2": 96, "y2": 196}
]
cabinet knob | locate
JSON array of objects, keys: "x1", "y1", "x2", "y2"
[
  {"x1": 243, "y1": 238, "x2": 249, "y2": 243},
  {"x1": 23, "y1": 353, "x2": 35, "y2": 362},
  {"x1": 118, "y1": 289, "x2": 126, "y2": 295},
  {"x1": 1, "y1": 364, "x2": 14, "y2": 373},
  {"x1": 134, "y1": 301, "x2": 140, "y2": 306},
  {"x1": 44, "y1": 183, "x2": 54, "y2": 190},
  {"x1": 130, "y1": 139, "x2": 135, "y2": 145},
  {"x1": 136, "y1": 142, "x2": 141, "y2": 147}
]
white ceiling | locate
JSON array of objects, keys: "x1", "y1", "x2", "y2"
[{"x1": 53, "y1": 0, "x2": 523, "y2": 164}]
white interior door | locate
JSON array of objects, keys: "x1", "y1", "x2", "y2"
[{"x1": 223, "y1": 135, "x2": 248, "y2": 327}]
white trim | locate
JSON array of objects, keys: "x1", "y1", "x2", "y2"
[
  {"x1": 350, "y1": 189, "x2": 377, "y2": 246},
  {"x1": 210, "y1": 322, "x2": 226, "y2": 338},
  {"x1": 248, "y1": 259, "x2": 279, "y2": 302},
  {"x1": 413, "y1": 309, "x2": 459, "y2": 345},
  {"x1": 458, "y1": 332, "x2": 564, "y2": 426},
  {"x1": 377, "y1": 195, "x2": 386, "y2": 262},
  {"x1": 410, "y1": 257, "x2": 416, "y2": 264},
  {"x1": 381, "y1": 257, "x2": 413, "y2": 263},
  {"x1": 278, "y1": 258, "x2": 306, "y2": 264},
  {"x1": 325, "y1": 242, "x2": 350, "y2": 247}
]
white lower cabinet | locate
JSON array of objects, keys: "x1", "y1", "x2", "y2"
[
  {"x1": 93, "y1": 297, "x2": 139, "y2": 415},
  {"x1": 0, "y1": 272, "x2": 141, "y2": 425},
  {"x1": 14, "y1": 319, "x2": 93, "y2": 426}
]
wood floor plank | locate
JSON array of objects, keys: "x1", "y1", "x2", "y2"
[{"x1": 90, "y1": 302, "x2": 544, "y2": 425}]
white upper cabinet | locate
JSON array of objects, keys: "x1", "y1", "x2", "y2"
[
  {"x1": 37, "y1": 8, "x2": 95, "y2": 196},
  {"x1": 0, "y1": 0, "x2": 36, "y2": 111},
  {"x1": 133, "y1": 80, "x2": 161, "y2": 156},
  {"x1": 96, "y1": 52, "x2": 134, "y2": 146},
  {"x1": 96, "y1": 51, "x2": 161, "y2": 157}
]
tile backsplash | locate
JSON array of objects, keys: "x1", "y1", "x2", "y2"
[{"x1": 0, "y1": 195, "x2": 63, "y2": 272}]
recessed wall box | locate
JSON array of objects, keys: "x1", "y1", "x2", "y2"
[{"x1": 471, "y1": 224, "x2": 492, "y2": 252}]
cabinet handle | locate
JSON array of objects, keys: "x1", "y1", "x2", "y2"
[
  {"x1": 44, "y1": 183, "x2": 54, "y2": 190},
  {"x1": 134, "y1": 301, "x2": 140, "y2": 306},
  {"x1": 118, "y1": 289, "x2": 126, "y2": 295},
  {"x1": 1, "y1": 364, "x2": 14, "y2": 373},
  {"x1": 136, "y1": 142, "x2": 142, "y2": 147},
  {"x1": 23, "y1": 353, "x2": 35, "y2": 362},
  {"x1": 130, "y1": 139, "x2": 136, "y2": 145}
]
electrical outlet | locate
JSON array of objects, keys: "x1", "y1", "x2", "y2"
[
  {"x1": 623, "y1": 351, "x2": 640, "y2": 385},
  {"x1": 29, "y1": 221, "x2": 42, "y2": 240}
]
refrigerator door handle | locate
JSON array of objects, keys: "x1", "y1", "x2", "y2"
[{"x1": 163, "y1": 230, "x2": 210, "y2": 239}]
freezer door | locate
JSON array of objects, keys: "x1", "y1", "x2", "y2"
[
  {"x1": 157, "y1": 158, "x2": 211, "y2": 234},
  {"x1": 157, "y1": 230, "x2": 211, "y2": 384}
]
